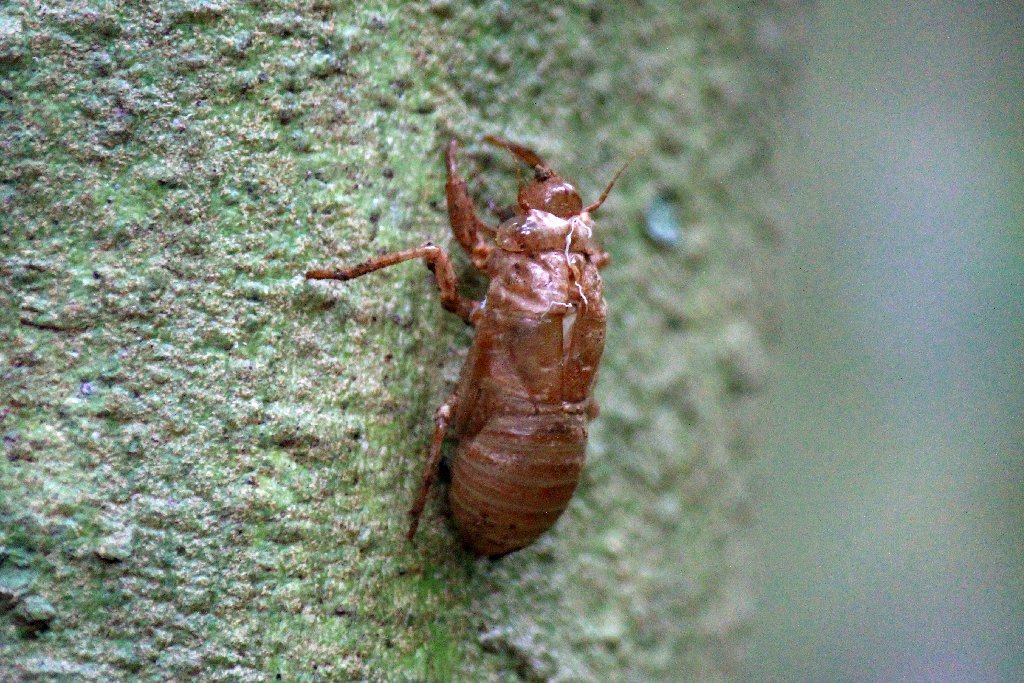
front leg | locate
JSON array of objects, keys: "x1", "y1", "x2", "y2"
[
  {"x1": 446, "y1": 140, "x2": 494, "y2": 271},
  {"x1": 306, "y1": 243, "x2": 481, "y2": 326}
]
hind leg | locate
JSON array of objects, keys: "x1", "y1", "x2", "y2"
[{"x1": 406, "y1": 392, "x2": 458, "y2": 540}]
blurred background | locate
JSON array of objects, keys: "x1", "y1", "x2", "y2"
[{"x1": 746, "y1": 1, "x2": 1023, "y2": 681}]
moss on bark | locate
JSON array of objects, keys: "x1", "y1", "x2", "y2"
[{"x1": 1, "y1": 1, "x2": 786, "y2": 680}]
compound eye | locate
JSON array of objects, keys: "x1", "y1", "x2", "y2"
[{"x1": 543, "y1": 182, "x2": 582, "y2": 218}]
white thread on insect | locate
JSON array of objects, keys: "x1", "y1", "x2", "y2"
[
  {"x1": 529, "y1": 210, "x2": 593, "y2": 312},
  {"x1": 541, "y1": 299, "x2": 573, "y2": 317},
  {"x1": 565, "y1": 218, "x2": 590, "y2": 308}
]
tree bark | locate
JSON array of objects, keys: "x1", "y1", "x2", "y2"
[{"x1": 1, "y1": 1, "x2": 786, "y2": 680}]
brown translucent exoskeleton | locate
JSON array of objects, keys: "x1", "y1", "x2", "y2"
[{"x1": 306, "y1": 136, "x2": 627, "y2": 557}]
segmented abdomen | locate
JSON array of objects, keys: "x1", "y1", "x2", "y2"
[{"x1": 449, "y1": 411, "x2": 587, "y2": 557}]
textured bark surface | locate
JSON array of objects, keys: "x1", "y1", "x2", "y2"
[{"x1": 1, "y1": 1, "x2": 786, "y2": 680}]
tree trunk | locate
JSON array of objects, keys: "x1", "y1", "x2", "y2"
[{"x1": 1, "y1": 2, "x2": 785, "y2": 680}]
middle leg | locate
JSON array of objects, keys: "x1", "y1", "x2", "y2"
[{"x1": 306, "y1": 243, "x2": 481, "y2": 325}]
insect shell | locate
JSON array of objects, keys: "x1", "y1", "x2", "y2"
[{"x1": 306, "y1": 136, "x2": 626, "y2": 557}]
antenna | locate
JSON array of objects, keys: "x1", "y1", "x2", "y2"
[{"x1": 583, "y1": 156, "x2": 634, "y2": 214}]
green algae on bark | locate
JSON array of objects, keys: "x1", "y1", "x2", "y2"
[{"x1": 1, "y1": 1, "x2": 787, "y2": 680}]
